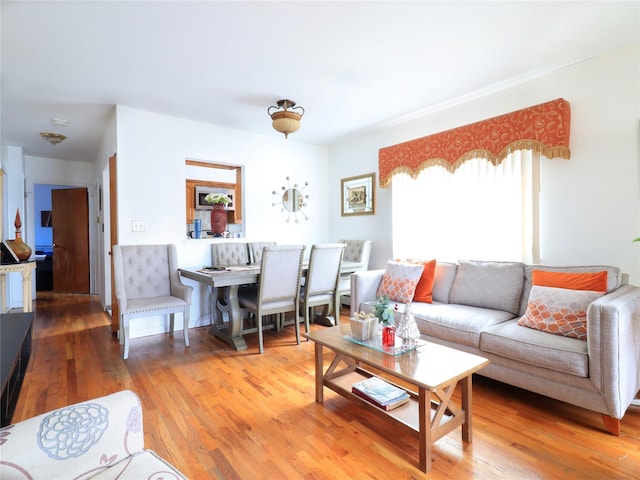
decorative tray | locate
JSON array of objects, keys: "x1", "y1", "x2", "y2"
[{"x1": 344, "y1": 335, "x2": 426, "y2": 356}]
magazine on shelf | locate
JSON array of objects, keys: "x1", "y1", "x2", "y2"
[
  {"x1": 352, "y1": 387, "x2": 410, "y2": 411},
  {"x1": 351, "y1": 376, "x2": 410, "y2": 411}
]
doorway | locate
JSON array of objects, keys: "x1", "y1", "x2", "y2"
[{"x1": 33, "y1": 184, "x2": 90, "y2": 293}]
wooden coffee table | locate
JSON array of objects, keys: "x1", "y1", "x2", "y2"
[{"x1": 304, "y1": 324, "x2": 489, "y2": 473}]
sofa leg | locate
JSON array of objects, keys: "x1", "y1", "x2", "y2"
[{"x1": 602, "y1": 414, "x2": 621, "y2": 436}]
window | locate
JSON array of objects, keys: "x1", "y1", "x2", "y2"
[{"x1": 391, "y1": 150, "x2": 540, "y2": 263}]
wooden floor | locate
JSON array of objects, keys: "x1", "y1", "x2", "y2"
[{"x1": 12, "y1": 294, "x2": 640, "y2": 479}]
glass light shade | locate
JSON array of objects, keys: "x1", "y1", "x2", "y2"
[{"x1": 271, "y1": 111, "x2": 301, "y2": 138}]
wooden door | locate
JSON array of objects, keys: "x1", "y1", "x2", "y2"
[
  {"x1": 52, "y1": 188, "x2": 90, "y2": 293},
  {"x1": 109, "y1": 155, "x2": 119, "y2": 334}
]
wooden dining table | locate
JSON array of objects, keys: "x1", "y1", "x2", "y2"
[{"x1": 179, "y1": 261, "x2": 363, "y2": 351}]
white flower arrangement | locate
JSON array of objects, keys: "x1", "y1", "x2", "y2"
[{"x1": 205, "y1": 193, "x2": 232, "y2": 205}]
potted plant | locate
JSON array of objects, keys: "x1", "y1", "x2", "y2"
[{"x1": 374, "y1": 295, "x2": 396, "y2": 325}]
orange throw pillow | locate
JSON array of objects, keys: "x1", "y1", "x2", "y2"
[
  {"x1": 532, "y1": 270, "x2": 607, "y2": 293},
  {"x1": 412, "y1": 259, "x2": 436, "y2": 303}
]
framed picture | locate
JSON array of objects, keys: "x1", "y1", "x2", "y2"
[{"x1": 341, "y1": 173, "x2": 375, "y2": 216}]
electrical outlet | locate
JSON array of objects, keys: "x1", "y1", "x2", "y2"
[{"x1": 132, "y1": 220, "x2": 145, "y2": 232}]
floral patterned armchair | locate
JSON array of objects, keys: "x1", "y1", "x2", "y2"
[{"x1": 0, "y1": 390, "x2": 187, "y2": 479}]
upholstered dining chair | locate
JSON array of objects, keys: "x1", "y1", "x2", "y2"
[
  {"x1": 247, "y1": 241, "x2": 276, "y2": 265},
  {"x1": 112, "y1": 244, "x2": 192, "y2": 360},
  {"x1": 299, "y1": 243, "x2": 346, "y2": 333},
  {"x1": 211, "y1": 242, "x2": 250, "y2": 267},
  {"x1": 238, "y1": 245, "x2": 305, "y2": 353},
  {"x1": 337, "y1": 239, "x2": 373, "y2": 308}
]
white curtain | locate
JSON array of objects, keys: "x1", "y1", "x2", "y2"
[{"x1": 391, "y1": 150, "x2": 539, "y2": 263}]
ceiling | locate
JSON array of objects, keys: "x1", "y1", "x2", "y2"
[{"x1": 2, "y1": 1, "x2": 638, "y2": 164}]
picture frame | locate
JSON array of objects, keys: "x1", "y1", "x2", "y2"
[{"x1": 341, "y1": 172, "x2": 375, "y2": 216}]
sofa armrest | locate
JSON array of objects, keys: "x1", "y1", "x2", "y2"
[
  {"x1": 0, "y1": 390, "x2": 145, "y2": 479},
  {"x1": 587, "y1": 284, "x2": 640, "y2": 418},
  {"x1": 350, "y1": 269, "x2": 385, "y2": 314}
]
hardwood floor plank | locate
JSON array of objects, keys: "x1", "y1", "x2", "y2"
[{"x1": 10, "y1": 294, "x2": 640, "y2": 479}]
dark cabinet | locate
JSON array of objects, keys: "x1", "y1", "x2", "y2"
[{"x1": 1, "y1": 313, "x2": 34, "y2": 426}]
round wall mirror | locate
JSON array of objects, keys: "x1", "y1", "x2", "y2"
[
  {"x1": 272, "y1": 177, "x2": 310, "y2": 223},
  {"x1": 282, "y1": 188, "x2": 302, "y2": 212}
]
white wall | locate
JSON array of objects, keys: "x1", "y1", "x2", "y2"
[
  {"x1": 2, "y1": 146, "x2": 27, "y2": 309},
  {"x1": 330, "y1": 44, "x2": 640, "y2": 284},
  {"x1": 113, "y1": 105, "x2": 329, "y2": 337}
]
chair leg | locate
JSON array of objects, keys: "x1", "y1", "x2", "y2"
[
  {"x1": 183, "y1": 310, "x2": 190, "y2": 348},
  {"x1": 257, "y1": 314, "x2": 264, "y2": 354},
  {"x1": 169, "y1": 313, "x2": 175, "y2": 337},
  {"x1": 122, "y1": 320, "x2": 130, "y2": 360},
  {"x1": 118, "y1": 317, "x2": 125, "y2": 346},
  {"x1": 294, "y1": 311, "x2": 301, "y2": 345},
  {"x1": 304, "y1": 305, "x2": 311, "y2": 334}
]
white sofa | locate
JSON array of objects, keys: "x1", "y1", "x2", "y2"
[
  {"x1": 351, "y1": 260, "x2": 640, "y2": 435},
  {"x1": 0, "y1": 390, "x2": 188, "y2": 479}
]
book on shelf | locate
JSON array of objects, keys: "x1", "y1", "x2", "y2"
[
  {"x1": 1, "y1": 241, "x2": 20, "y2": 264},
  {"x1": 351, "y1": 376, "x2": 410, "y2": 411}
]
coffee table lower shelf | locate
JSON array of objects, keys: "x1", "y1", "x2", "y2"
[{"x1": 325, "y1": 368, "x2": 464, "y2": 442}]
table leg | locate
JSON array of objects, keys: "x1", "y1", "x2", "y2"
[
  {"x1": 207, "y1": 285, "x2": 248, "y2": 351},
  {"x1": 0, "y1": 273, "x2": 6, "y2": 314},
  {"x1": 418, "y1": 387, "x2": 432, "y2": 473},
  {"x1": 21, "y1": 267, "x2": 33, "y2": 313},
  {"x1": 460, "y1": 374, "x2": 473, "y2": 443},
  {"x1": 314, "y1": 342, "x2": 324, "y2": 403}
]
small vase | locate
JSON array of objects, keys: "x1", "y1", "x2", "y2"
[
  {"x1": 210, "y1": 203, "x2": 227, "y2": 236},
  {"x1": 7, "y1": 209, "x2": 32, "y2": 261},
  {"x1": 382, "y1": 325, "x2": 396, "y2": 347},
  {"x1": 396, "y1": 303, "x2": 420, "y2": 344}
]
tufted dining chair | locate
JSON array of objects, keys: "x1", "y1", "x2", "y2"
[
  {"x1": 238, "y1": 245, "x2": 305, "y2": 353},
  {"x1": 299, "y1": 243, "x2": 345, "y2": 333},
  {"x1": 211, "y1": 242, "x2": 250, "y2": 267},
  {"x1": 112, "y1": 244, "x2": 192, "y2": 360},
  {"x1": 337, "y1": 239, "x2": 373, "y2": 309},
  {"x1": 247, "y1": 241, "x2": 277, "y2": 265}
]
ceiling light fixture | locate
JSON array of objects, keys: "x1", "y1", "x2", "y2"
[
  {"x1": 40, "y1": 132, "x2": 66, "y2": 146},
  {"x1": 268, "y1": 99, "x2": 304, "y2": 139},
  {"x1": 51, "y1": 117, "x2": 70, "y2": 127}
]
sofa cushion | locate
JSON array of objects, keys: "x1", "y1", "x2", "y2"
[
  {"x1": 432, "y1": 262, "x2": 457, "y2": 304},
  {"x1": 518, "y1": 286, "x2": 603, "y2": 340},
  {"x1": 518, "y1": 265, "x2": 621, "y2": 317},
  {"x1": 376, "y1": 261, "x2": 424, "y2": 303},
  {"x1": 532, "y1": 270, "x2": 607, "y2": 292},
  {"x1": 481, "y1": 319, "x2": 589, "y2": 377},
  {"x1": 449, "y1": 260, "x2": 524, "y2": 315},
  {"x1": 411, "y1": 302, "x2": 515, "y2": 348},
  {"x1": 411, "y1": 259, "x2": 436, "y2": 303}
]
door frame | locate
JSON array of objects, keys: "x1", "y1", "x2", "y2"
[{"x1": 24, "y1": 178, "x2": 96, "y2": 295}]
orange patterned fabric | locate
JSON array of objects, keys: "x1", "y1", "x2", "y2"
[
  {"x1": 378, "y1": 98, "x2": 571, "y2": 187},
  {"x1": 376, "y1": 261, "x2": 424, "y2": 303},
  {"x1": 518, "y1": 286, "x2": 603, "y2": 340}
]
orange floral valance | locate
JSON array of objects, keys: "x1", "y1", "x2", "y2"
[{"x1": 378, "y1": 98, "x2": 571, "y2": 187}]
